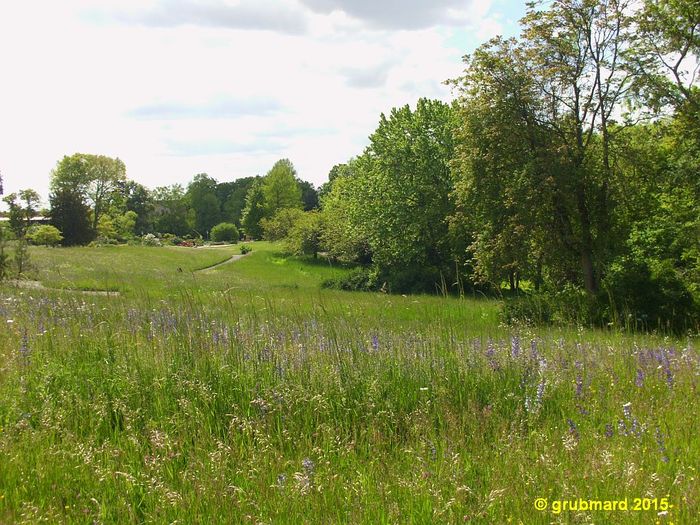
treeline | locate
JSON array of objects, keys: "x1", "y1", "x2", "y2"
[
  {"x1": 2, "y1": 156, "x2": 319, "y2": 247},
  {"x1": 314, "y1": 0, "x2": 700, "y2": 332}
]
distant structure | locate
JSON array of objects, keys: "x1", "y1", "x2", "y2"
[{"x1": 0, "y1": 216, "x2": 50, "y2": 225}]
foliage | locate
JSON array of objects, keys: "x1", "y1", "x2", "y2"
[
  {"x1": 141, "y1": 233, "x2": 162, "y2": 247},
  {"x1": 0, "y1": 223, "x2": 9, "y2": 280},
  {"x1": 2, "y1": 189, "x2": 41, "y2": 237},
  {"x1": 187, "y1": 173, "x2": 222, "y2": 238},
  {"x1": 49, "y1": 187, "x2": 94, "y2": 246},
  {"x1": 260, "y1": 208, "x2": 304, "y2": 241},
  {"x1": 240, "y1": 179, "x2": 266, "y2": 239},
  {"x1": 285, "y1": 211, "x2": 323, "y2": 258},
  {"x1": 50, "y1": 153, "x2": 127, "y2": 231},
  {"x1": 210, "y1": 222, "x2": 240, "y2": 243},
  {"x1": 261, "y1": 159, "x2": 303, "y2": 217},
  {"x1": 27, "y1": 225, "x2": 63, "y2": 246},
  {"x1": 152, "y1": 184, "x2": 191, "y2": 237},
  {"x1": 321, "y1": 267, "x2": 375, "y2": 291}
]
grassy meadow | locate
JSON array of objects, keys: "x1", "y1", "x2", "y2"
[{"x1": 0, "y1": 243, "x2": 697, "y2": 523}]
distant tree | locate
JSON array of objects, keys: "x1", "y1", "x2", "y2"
[
  {"x1": 187, "y1": 174, "x2": 221, "y2": 237},
  {"x1": 215, "y1": 176, "x2": 261, "y2": 226},
  {"x1": 261, "y1": 159, "x2": 302, "y2": 216},
  {"x1": 2, "y1": 189, "x2": 41, "y2": 237},
  {"x1": 51, "y1": 153, "x2": 127, "y2": 230},
  {"x1": 49, "y1": 187, "x2": 94, "y2": 246},
  {"x1": 297, "y1": 179, "x2": 319, "y2": 210},
  {"x1": 318, "y1": 163, "x2": 353, "y2": 204},
  {"x1": 241, "y1": 179, "x2": 266, "y2": 239},
  {"x1": 122, "y1": 181, "x2": 154, "y2": 235},
  {"x1": 152, "y1": 184, "x2": 191, "y2": 236}
]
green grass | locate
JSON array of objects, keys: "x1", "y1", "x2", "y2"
[{"x1": 0, "y1": 244, "x2": 697, "y2": 523}]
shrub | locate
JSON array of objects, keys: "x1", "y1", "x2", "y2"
[
  {"x1": 601, "y1": 257, "x2": 697, "y2": 332},
  {"x1": 240, "y1": 244, "x2": 252, "y2": 255},
  {"x1": 261, "y1": 208, "x2": 304, "y2": 241},
  {"x1": 141, "y1": 234, "x2": 161, "y2": 247},
  {"x1": 27, "y1": 225, "x2": 63, "y2": 246},
  {"x1": 322, "y1": 268, "x2": 375, "y2": 291},
  {"x1": 210, "y1": 222, "x2": 239, "y2": 243}
]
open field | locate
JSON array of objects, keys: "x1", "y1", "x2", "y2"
[{"x1": 1, "y1": 244, "x2": 697, "y2": 523}]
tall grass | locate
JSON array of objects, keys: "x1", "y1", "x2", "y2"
[{"x1": 0, "y1": 286, "x2": 697, "y2": 523}]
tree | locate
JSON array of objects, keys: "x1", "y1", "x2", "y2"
[
  {"x1": 323, "y1": 99, "x2": 457, "y2": 291},
  {"x1": 122, "y1": 181, "x2": 154, "y2": 235},
  {"x1": 49, "y1": 187, "x2": 94, "y2": 246},
  {"x1": 151, "y1": 184, "x2": 191, "y2": 236},
  {"x1": 261, "y1": 159, "x2": 302, "y2": 216},
  {"x1": 2, "y1": 189, "x2": 41, "y2": 237},
  {"x1": 260, "y1": 208, "x2": 304, "y2": 241},
  {"x1": 297, "y1": 179, "x2": 319, "y2": 210},
  {"x1": 286, "y1": 211, "x2": 324, "y2": 258},
  {"x1": 51, "y1": 153, "x2": 127, "y2": 231},
  {"x1": 241, "y1": 179, "x2": 266, "y2": 239},
  {"x1": 632, "y1": 0, "x2": 700, "y2": 117},
  {"x1": 318, "y1": 163, "x2": 353, "y2": 204},
  {"x1": 218, "y1": 176, "x2": 261, "y2": 226},
  {"x1": 187, "y1": 173, "x2": 221, "y2": 237}
]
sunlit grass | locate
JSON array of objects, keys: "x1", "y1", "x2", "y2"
[{"x1": 0, "y1": 245, "x2": 697, "y2": 523}]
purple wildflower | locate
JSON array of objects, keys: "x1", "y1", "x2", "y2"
[
  {"x1": 604, "y1": 424, "x2": 614, "y2": 438},
  {"x1": 655, "y1": 427, "x2": 670, "y2": 463},
  {"x1": 536, "y1": 380, "x2": 545, "y2": 406},
  {"x1": 635, "y1": 369, "x2": 645, "y2": 388},
  {"x1": 371, "y1": 334, "x2": 379, "y2": 352},
  {"x1": 511, "y1": 336, "x2": 521, "y2": 358},
  {"x1": 567, "y1": 418, "x2": 579, "y2": 440}
]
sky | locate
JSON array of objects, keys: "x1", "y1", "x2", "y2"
[{"x1": 0, "y1": 0, "x2": 526, "y2": 206}]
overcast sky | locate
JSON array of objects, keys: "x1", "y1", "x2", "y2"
[{"x1": 0, "y1": 0, "x2": 524, "y2": 205}]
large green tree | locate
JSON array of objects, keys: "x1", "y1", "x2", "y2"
[
  {"x1": 261, "y1": 159, "x2": 302, "y2": 216},
  {"x1": 51, "y1": 154, "x2": 127, "y2": 231},
  {"x1": 186, "y1": 173, "x2": 221, "y2": 237},
  {"x1": 323, "y1": 99, "x2": 457, "y2": 291},
  {"x1": 49, "y1": 187, "x2": 94, "y2": 246}
]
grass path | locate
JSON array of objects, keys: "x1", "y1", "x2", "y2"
[{"x1": 193, "y1": 253, "x2": 249, "y2": 272}]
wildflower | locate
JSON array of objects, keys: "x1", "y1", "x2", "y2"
[
  {"x1": 575, "y1": 373, "x2": 584, "y2": 397},
  {"x1": 622, "y1": 402, "x2": 632, "y2": 420},
  {"x1": 302, "y1": 458, "x2": 315, "y2": 475},
  {"x1": 635, "y1": 369, "x2": 645, "y2": 388},
  {"x1": 510, "y1": 336, "x2": 520, "y2": 358},
  {"x1": 655, "y1": 427, "x2": 670, "y2": 464},
  {"x1": 371, "y1": 334, "x2": 379, "y2": 352},
  {"x1": 536, "y1": 380, "x2": 545, "y2": 406},
  {"x1": 276, "y1": 474, "x2": 287, "y2": 489},
  {"x1": 604, "y1": 424, "x2": 614, "y2": 438},
  {"x1": 567, "y1": 419, "x2": 579, "y2": 441}
]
